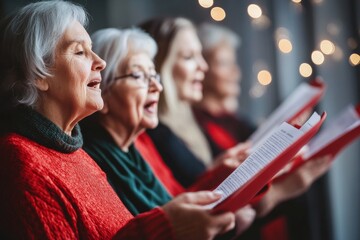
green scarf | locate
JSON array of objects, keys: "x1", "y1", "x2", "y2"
[
  {"x1": 12, "y1": 106, "x2": 83, "y2": 153},
  {"x1": 81, "y1": 121, "x2": 172, "y2": 215}
]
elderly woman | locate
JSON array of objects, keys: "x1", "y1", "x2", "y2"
[
  {"x1": 139, "y1": 17, "x2": 333, "y2": 239},
  {"x1": 193, "y1": 23, "x2": 256, "y2": 157},
  {"x1": 139, "y1": 17, "x2": 221, "y2": 187},
  {"x1": 0, "y1": 2, "x2": 236, "y2": 239},
  {"x1": 80, "y1": 27, "x2": 242, "y2": 238}
]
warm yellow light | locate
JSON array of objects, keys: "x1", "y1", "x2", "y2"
[
  {"x1": 292, "y1": 0, "x2": 302, "y2": 3},
  {"x1": 247, "y1": 4, "x2": 262, "y2": 19},
  {"x1": 257, "y1": 70, "x2": 272, "y2": 85},
  {"x1": 198, "y1": 0, "x2": 213, "y2": 8},
  {"x1": 278, "y1": 39, "x2": 293, "y2": 53},
  {"x1": 299, "y1": 63, "x2": 312, "y2": 77},
  {"x1": 349, "y1": 53, "x2": 360, "y2": 66},
  {"x1": 311, "y1": 50, "x2": 325, "y2": 65},
  {"x1": 320, "y1": 40, "x2": 335, "y2": 55},
  {"x1": 210, "y1": 7, "x2": 226, "y2": 21}
]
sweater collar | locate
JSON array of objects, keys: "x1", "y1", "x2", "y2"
[{"x1": 12, "y1": 106, "x2": 83, "y2": 153}]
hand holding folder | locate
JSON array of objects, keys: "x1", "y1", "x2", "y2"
[
  {"x1": 286, "y1": 104, "x2": 360, "y2": 174},
  {"x1": 204, "y1": 112, "x2": 326, "y2": 213},
  {"x1": 249, "y1": 79, "x2": 326, "y2": 150}
]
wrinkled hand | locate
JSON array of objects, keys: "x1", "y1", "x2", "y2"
[
  {"x1": 212, "y1": 141, "x2": 251, "y2": 169},
  {"x1": 233, "y1": 205, "x2": 256, "y2": 236},
  {"x1": 162, "y1": 191, "x2": 236, "y2": 240},
  {"x1": 254, "y1": 155, "x2": 332, "y2": 217}
]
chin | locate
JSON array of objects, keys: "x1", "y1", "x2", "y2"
[
  {"x1": 190, "y1": 93, "x2": 203, "y2": 103},
  {"x1": 142, "y1": 119, "x2": 159, "y2": 129},
  {"x1": 87, "y1": 99, "x2": 104, "y2": 113}
]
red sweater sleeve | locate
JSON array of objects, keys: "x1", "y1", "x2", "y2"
[{"x1": 114, "y1": 207, "x2": 174, "y2": 239}]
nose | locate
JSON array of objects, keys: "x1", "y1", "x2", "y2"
[
  {"x1": 198, "y1": 54, "x2": 209, "y2": 72},
  {"x1": 148, "y1": 77, "x2": 163, "y2": 93},
  {"x1": 93, "y1": 52, "x2": 106, "y2": 71}
]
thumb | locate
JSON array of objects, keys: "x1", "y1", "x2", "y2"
[{"x1": 178, "y1": 191, "x2": 223, "y2": 205}]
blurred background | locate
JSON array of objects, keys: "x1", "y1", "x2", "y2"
[{"x1": 1, "y1": 0, "x2": 359, "y2": 239}]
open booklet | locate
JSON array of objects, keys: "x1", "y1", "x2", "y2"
[
  {"x1": 285, "y1": 104, "x2": 360, "y2": 173},
  {"x1": 205, "y1": 111, "x2": 326, "y2": 213},
  {"x1": 249, "y1": 79, "x2": 325, "y2": 150}
]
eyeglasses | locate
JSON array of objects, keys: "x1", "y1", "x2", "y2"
[{"x1": 114, "y1": 71, "x2": 161, "y2": 88}]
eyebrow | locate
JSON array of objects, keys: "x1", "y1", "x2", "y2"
[{"x1": 63, "y1": 39, "x2": 92, "y2": 49}]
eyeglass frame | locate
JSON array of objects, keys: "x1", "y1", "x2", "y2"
[{"x1": 113, "y1": 71, "x2": 161, "y2": 88}]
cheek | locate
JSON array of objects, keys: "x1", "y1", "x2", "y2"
[{"x1": 173, "y1": 71, "x2": 193, "y2": 99}]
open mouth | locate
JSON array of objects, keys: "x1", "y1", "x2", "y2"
[
  {"x1": 192, "y1": 79, "x2": 203, "y2": 89},
  {"x1": 87, "y1": 80, "x2": 101, "y2": 89},
  {"x1": 144, "y1": 101, "x2": 158, "y2": 113}
]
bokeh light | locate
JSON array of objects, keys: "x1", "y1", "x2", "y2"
[
  {"x1": 257, "y1": 70, "x2": 272, "y2": 85},
  {"x1": 349, "y1": 53, "x2": 360, "y2": 66},
  {"x1": 311, "y1": 50, "x2": 325, "y2": 65},
  {"x1": 299, "y1": 63, "x2": 313, "y2": 77},
  {"x1": 320, "y1": 40, "x2": 335, "y2": 55},
  {"x1": 247, "y1": 4, "x2": 262, "y2": 19},
  {"x1": 292, "y1": 0, "x2": 302, "y2": 3},
  {"x1": 278, "y1": 39, "x2": 293, "y2": 53},
  {"x1": 198, "y1": 0, "x2": 213, "y2": 8},
  {"x1": 210, "y1": 7, "x2": 226, "y2": 21}
]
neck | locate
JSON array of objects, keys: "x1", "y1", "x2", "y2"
[
  {"x1": 35, "y1": 101, "x2": 80, "y2": 136},
  {"x1": 198, "y1": 94, "x2": 238, "y2": 116},
  {"x1": 99, "y1": 115, "x2": 142, "y2": 152}
]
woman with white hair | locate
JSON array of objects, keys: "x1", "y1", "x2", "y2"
[
  {"x1": 0, "y1": 2, "x2": 235, "y2": 239},
  {"x1": 80, "y1": 27, "x2": 241, "y2": 239},
  {"x1": 194, "y1": 22, "x2": 255, "y2": 157},
  {"x1": 194, "y1": 22, "x2": 333, "y2": 240}
]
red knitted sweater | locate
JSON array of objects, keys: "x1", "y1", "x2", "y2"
[{"x1": 0, "y1": 133, "x2": 174, "y2": 239}]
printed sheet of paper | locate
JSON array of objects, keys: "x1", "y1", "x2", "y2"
[
  {"x1": 303, "y1": 105, "x2": 360, "y2": 159},
  {"x1": 207, "y1": 112, "x2": 320, "y2": 209},
  {"x1": 249, "y1": 82, "x2": 322, "y2": 148}
]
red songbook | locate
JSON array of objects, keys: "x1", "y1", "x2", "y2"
[
  {"x1": 205, "y1": 112, "x2": 326, "y2": 213},
  {"x1": 249, "y1": 78, "x2": 326, "y2": 150},
  {"x1": 289, "y1": 104, "x2": 360, "y2": 172}
]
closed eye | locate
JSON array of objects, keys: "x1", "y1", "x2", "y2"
[
  {"x1": 75, "y1": 51, "x2": 84, "y2": 55},
  {"x1": 130, "y1": 72, "x2": 143, "y2": 79}
]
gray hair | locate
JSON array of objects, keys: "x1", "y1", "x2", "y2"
[
  {"x1": 0, "y1": 0, "x2": 88, "y2": 108},
  {"x1": 91, "y1": 28, "x2": 158, "y2": 92},
  {"x1": 197, "y1": 23, "x2": 240, "y2": 53}
]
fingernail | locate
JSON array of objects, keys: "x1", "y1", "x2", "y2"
[{"x1": 214, "y1": 190, "x2": 224, "y2": 196}]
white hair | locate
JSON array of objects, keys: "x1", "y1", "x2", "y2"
[
  {"x1": 197, "y1": 22, "x2": 240, "y2": 53},
  {"x1": 0, "y1": 0, "x2": 88, "y2": 107},
  {"x1": 91, "y1": 28, "x2": 158, "y2": 91}
]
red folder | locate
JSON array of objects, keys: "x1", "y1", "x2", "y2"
[
  {"x1": 290, "y1": 104, "x2": 360, "y2": 172},
  {"x1": 287, "y1": 78, "x2": 326, "y2": 123},
  {"x1": 212, "y1": 112, "x2": 326, "y2": 213},
  {"x1": 249, "y1": 78, "x2": 326, "y2": 147}
]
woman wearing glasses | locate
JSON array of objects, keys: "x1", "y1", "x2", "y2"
[{"x1": 81, "y1": 28, "x2": 243, "y2": 239}]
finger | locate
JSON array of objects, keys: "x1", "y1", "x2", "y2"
[
  {"x1": 211, "y1": 212, "x2": 236, "y2": 234},
  {"x1": 177, "y1": 191, "x2": 223, "y2": 205},
  {"x1": 234, "y1": 205, "x2": 256, "y2": 234}
]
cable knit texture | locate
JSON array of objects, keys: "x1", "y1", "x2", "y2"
[{"x1": 0, "y1": 107, "x2": 174, "y2": 239}]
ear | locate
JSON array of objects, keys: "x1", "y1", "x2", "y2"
[{"x1": 34, "y1": 78, "x2": 49, "y2": 91}]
